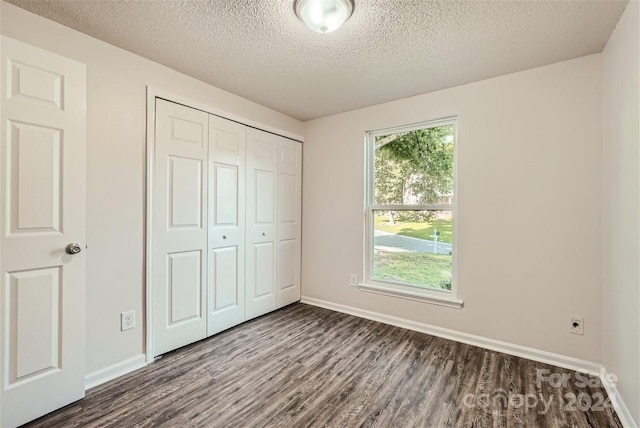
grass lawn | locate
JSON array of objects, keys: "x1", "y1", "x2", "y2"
[
  {"x1": 374, "y1": 215, "x2": 453, "y2": 244},
  {"x1": 373, "y1": 251, "x2": 452, "y2": 290}
]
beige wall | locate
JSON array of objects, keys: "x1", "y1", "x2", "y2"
[
  {"x1": 602, "y1": 1, "x2": 640, "y2": 423},
  {"x1": 302, "y1": 54, "x2": 603, "y2": 362},
  {"x1": 0, "y1": 2, "x2": 303, "y2": 374}
]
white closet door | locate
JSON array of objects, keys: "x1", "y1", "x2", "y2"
[
  {"x1": 207, "y1": 115, "x2": 246, "y2": 336},
  {"x1": 245, "y1": 128, "x2": 278, "y2": 320},
  {"x1": 153, "y1": 99, "x2": 208, "y2": 356},
  {"x1": 276, "y1": 138, "x2": 302, "y2": 308},
  {"x1": 0, "y1": 36, "x2": 87, "y2": 428}
]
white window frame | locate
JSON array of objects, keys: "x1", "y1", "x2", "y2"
[{"x1": 361, "y1": 117, "x2": 463, "y2": 309}]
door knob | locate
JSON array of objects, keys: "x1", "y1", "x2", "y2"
[{"x1": 65, "y1": 243, "x2": 82, "y2": 255}]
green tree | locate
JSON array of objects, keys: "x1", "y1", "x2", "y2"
[{"x1": 374, "y1": 125, "x2": 454, "y2": 222}]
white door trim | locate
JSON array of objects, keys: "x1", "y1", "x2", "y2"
[{"x1": 144, "y1": 86, "x2": 302, "y2": 363}]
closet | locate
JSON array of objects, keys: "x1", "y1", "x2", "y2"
[{"x1": 152, "y1": 99, "x2": 301, "y2": 356}]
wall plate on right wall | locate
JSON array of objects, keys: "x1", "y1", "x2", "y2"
[{"x1": 569, "y1": 316, "x2": 584, "y2": 335}]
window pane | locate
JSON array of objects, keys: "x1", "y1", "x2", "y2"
[
  {"x1": 374, "y1": 125, "x2": 454, "y2": 205},
  {"x1": 373, "y1": 210, "x2": 452, "y2": 290}
]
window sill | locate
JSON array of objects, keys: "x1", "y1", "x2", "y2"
[{"x1": 357, "y1": 282, "x2": 463, "y2": 309}]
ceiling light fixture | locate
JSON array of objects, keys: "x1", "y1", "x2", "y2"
[{"x1": 294, "y1": 0, "x2": 354, "y2": 34}]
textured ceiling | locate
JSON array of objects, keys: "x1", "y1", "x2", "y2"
[{"x1": 7, "y1": 0, "x2": 629, "y2": 121}]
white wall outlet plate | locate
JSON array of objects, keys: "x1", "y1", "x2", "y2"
[
  {"x1": 350, "y1": 274, "x2": 358, "y2": 287},
  {"x1": 121, "y1": 310, "x2": 135, "y2": 331},
  {"x1": 569, "y1": 316, "x2": 584, "y2": 335}
]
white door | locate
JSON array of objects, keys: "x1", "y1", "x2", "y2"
[
  {"x1": 245, "y1": 128, "x2": 278, "y2": 320},
  {"x1": 153, "y1": 99, "x2": 208, "y2": 356},
  {"x1": 276, "y1": 139, "x2": 302, "y2": 308},
  {"x1": 207, "y1": 115, "x2": 246, "y2": 336},
  {"x1": 0, "y1": 36, "x2": 86, "y2": 427}
]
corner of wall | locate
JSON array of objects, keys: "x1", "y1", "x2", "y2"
[{"x1": 601, "y1": 0, "x2": 640, "y2": 425}]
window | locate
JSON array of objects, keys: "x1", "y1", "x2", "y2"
[{"x1": 363, "y1": 118, "x2": 462, "y2": 307}]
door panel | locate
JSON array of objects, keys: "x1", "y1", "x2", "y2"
[
  {"x1": 277, "y1": 174, "x2": 296, "y2": 236},
  {"x1": 171, "y1": 117, "x2": 205, "y2": 148},
  {"x1": 153, "y1": 99, "x2": 208, "y2": 356},
  {"x1": 212, "y1": 246, "x2": 238, "y2": 309},
  {"x1": 9, "y1": 60, "x2": 63, "y2": 108},
  {"x1": 1, "y1": 36, "x2": 86, "y2": 428},
  {"x1": 9, "y1": 121, "x2": 62, "y2": 233},
  {"x1": 168, "y1": 157, "x2": 203, "y2": 228},
  {"x1": 278, "y1": 143, "x2": 299, "y2": 175},
  {"x1": 9, "y1": 267, "x2": 60, "y2": 382},
  {"x1": 207, "y1": 115, "x2": 245, "y2": 336},
  {"x1": 277, "y1": 138, "x2": 302, "y2": 308},
  {"x1": 168, "y1": 251, "x2": 202, "y2": 324},
  {"x1": 245, "y1": 129, "x2": 277, "y2": 320},
  {"x1": 213, "y1": 164, "x2": 238, "y2": 226},
  {"x1": 255, "y1": 171, "x2": 275, "y2": 224},
  {"x1": 253, "y1": 242, "x2": 275, "y2": 298},
  {"x1": 277, "y1": 240, "x2": 296, "y2": 293}
]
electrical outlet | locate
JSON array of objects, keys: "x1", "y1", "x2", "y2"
[
  {"x1": 121, "y1": 310, "x2": 135, "y2": 331},
  {"x1": 350, "y1": 274, "x2": 358, "y2": 287},
  {"x1": 569, "y1": 316, "x2": 584, "y2": 335}
]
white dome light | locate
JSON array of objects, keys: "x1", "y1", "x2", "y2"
[{"x1": 295, "y1": 0, "x2": 354, "y2": 34}]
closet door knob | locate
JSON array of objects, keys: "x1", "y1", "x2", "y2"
[
  {"x1": 262, "y1": 232, "x2": 266, "y2": 236},
  {"x1": 222, "y1": 235, "x2": 227, "y2": 239}
]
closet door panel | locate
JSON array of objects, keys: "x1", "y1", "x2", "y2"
[
  {"x1": 211, "y1": 246, "x2": 240, "y2": 309},
  {"x1": 245, "y1": 129, "x2": 278, "y2": 320},
  {"x1": 277, "y1": 238, "x2": 296, "y2": 296},
  {"x1": 153, "y1": 99, "x2": 208, "y2": 356},
  {"x1": 277, "y1": 138, "x2": 302, "y2": 308},
  {"x1": 255, "y1": 171, "x2": 275, "y2": 224},
  {"x1": 278, "y1": 173, "x2": 297, "y2": 238},
  {"x1": 167, "y1": 251, "x2": 202, "y2": 323},
  {"x1": 207, "y1": 115, "x2": 245, "y2": 336}
]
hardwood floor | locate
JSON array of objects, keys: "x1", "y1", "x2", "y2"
[{"x1": 24, "y1": 303, "x2": 622, "y2": 427}]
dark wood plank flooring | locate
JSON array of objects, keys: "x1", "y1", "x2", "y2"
[{"x1": 24, "y1": 303, "x2": 622, "y2": 427}]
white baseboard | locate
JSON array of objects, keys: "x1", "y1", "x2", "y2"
[
  {"x1": 600, "y1": 367, "x2": 639, "y2": 428},
  {"x1": 85, "y1": 354, "x2": 147, "y2": 390},
  {"x1": 300, "y1": 296, "x2": 602, "y2": 375}
]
